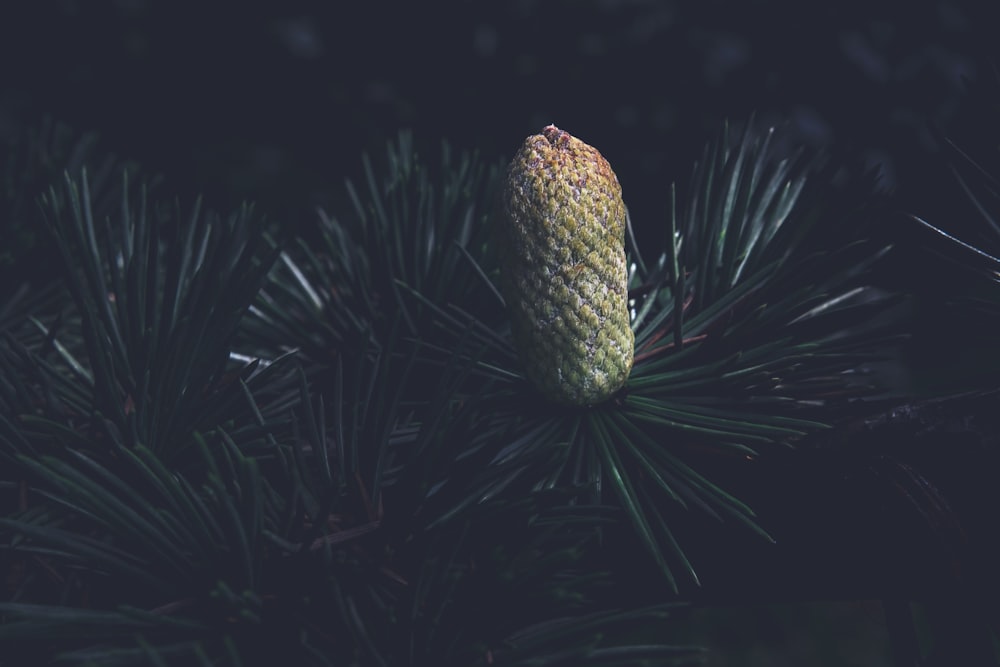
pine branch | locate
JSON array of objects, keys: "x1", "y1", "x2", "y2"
[{"x1": 407, "y1": 119, "x2": 905, "y2": 591}]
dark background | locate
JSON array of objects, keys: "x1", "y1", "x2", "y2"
[{"x1": 2, "y1": 0, "x2": 995, "y2": 247}]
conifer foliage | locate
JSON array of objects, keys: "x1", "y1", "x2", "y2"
[{"x1": 1, "y1": 118, "x2": 904, "y2": 665}]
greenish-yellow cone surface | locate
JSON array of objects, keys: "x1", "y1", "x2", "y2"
[{"x1": 497, "y1": 125, "x2": 634, "y2": 406}]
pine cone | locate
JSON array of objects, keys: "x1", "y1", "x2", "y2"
[{"x1": 497, "y1": 125, "x2": 634, "y2": 406}]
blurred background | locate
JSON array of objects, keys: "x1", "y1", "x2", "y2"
[
  {"x1": 2, "y1": 1, "x2": 996, "y2": 664},
  {"x1": 2, "y1": 0, "x2": 994, "y2": 243}
]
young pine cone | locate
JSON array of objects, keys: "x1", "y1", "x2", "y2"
[{"x1": 497, "y1": 125, "x2": 634, "y2": 406}]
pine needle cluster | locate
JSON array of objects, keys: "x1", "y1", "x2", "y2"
[{"x1": 0, "y1": 116, "x2": 921, "y2": 665}]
